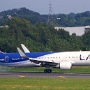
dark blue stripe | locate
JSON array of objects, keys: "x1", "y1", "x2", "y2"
[{"x1": 0, "y1": 52, "x2": 55, "y2": 63}]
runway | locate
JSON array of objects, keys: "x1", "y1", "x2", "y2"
[{"x1": 0, "y1": 72, "x2": 90, "y2": 78}]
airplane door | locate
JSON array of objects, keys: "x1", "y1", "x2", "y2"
[{"x1": 5, "y1": 56, "x2": 9, "y2": 62}]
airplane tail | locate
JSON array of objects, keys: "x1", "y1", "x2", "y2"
[{"x1": 21, "y1": 44, "x2": 30, "y2": 53}]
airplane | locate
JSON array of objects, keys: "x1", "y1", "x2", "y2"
[
  {"x1": 17, "y1": 44, "x2": 90, "y2": 73},
  {"x1": 0, "y1": 49, "x2": 40, "y2": 67}
]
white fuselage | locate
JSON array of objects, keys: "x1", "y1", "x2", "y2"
[{"x1": 35, "y1": 51, "x2": 90, "y2": 66}]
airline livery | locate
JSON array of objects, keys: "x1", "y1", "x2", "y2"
[
  {"x1": 17, "y1": 44, "x2": 90, "y2": 73},
  {"x1": 0, "y1": 50, "x2": 40, "y2": 67},
  {"x1": 0, "y1": 44, "x2": 90, "y2": 73}
]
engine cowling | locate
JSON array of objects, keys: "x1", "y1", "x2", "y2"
[{"x1": 60, "y1": 62, "x2": 72, "y2": 70}]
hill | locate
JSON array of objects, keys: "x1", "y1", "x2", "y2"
[
  {"x1": 0, "y1": 7, "x2": 47, "y2": 25},
  {"x1": 0, "y1": 8, "x2": 90, "y2": 52},
  {"x1": 0, "y1": 7, "x2": 90, "y2": 26}
]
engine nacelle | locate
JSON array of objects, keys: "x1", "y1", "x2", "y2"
[{"x1": 60, "y1": 62, "x2": 72, "y2": 70}]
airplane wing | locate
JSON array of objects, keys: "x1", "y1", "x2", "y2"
[
  {"x1": 17, "y1": 47, "x2": 57, "y2": 66},
  {"x1": 21, "y1": 44, "x2": 30, "y2": 53},
  {"x1": 17, "y1": 47, "x2": 28, "y2": 58}
]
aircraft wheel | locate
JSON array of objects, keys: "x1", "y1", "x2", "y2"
[
  {"x1": 48, "y1": 69, "x2": 52, "y2": 73},
  {"x1": 44, "y1": 69, "x2": 47, "y2": 73},
  {"x1": 44, "y1": 69, "x2": 52, "y2": 73}
]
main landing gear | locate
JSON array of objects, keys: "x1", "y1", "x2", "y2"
[
  {"x1": 44, "y1": 65, "x2": 52, "y2": 73},
  {"x1": 44, "y1": 69, "x2": 52, "y2": 73}
]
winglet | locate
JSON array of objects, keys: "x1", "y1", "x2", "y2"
[
  {"x1": 21, "y1": 44, "x2": 30, "y2": 53},
  {"x1": 17, "y1": 47, "x2": 28, "y2": 58}
]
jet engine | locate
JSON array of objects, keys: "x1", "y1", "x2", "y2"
[{"x1": 60, "y1": 62, "x2": 72, "y2": 70}]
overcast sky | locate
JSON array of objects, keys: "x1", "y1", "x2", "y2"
[{"x1": 0, "y1": 0, "x2": 90, "y2": 14}]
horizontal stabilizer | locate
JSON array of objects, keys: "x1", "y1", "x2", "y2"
[{"x1": 21, "y1": 44, "x2": 30, "y2": 53}]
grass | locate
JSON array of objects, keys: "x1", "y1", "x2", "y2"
[
  {"x1": 0, "y1": 78, "x2": 90, "y2": 90},
  {"x1": 0, "y1": 66, "x2": 90, "y2": 90},
  {"x1": 1, "y1": 66, "x2": 90, "y2": 74},
  {"x1": 2, "y1": 66, "x2": 90, "y2": 74}
]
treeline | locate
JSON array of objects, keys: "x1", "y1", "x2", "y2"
[
  {"x1": 0, "y1": 7, "x2": 90, "y2": 26},
  {"x1": 0, "y1": 17, "x2": 90, "y2": 52},
  {"x1": 55, "y1": 11, "x2": 90, "y2": 26}
]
